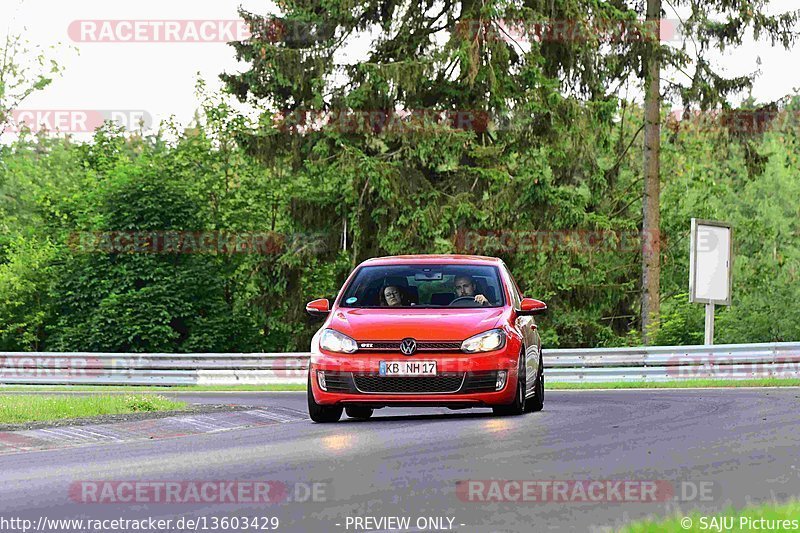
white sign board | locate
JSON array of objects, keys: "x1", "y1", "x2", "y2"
[{"x1": 689, "y1": 219, "x2": 732, "y2": 305}]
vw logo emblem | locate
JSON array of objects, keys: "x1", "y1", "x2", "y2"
[{"x1": 400, "y1": 338, "x2": 417, "y2": 356}]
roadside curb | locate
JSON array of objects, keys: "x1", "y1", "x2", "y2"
[
  {"x1": 547, "y1": 386, "x2": 800, "y2": 391},
  {"x1": 0, "y1": 407, "x2": 308, "y2": 456},
  {"x1": 3, "y1": 386, "x2": 800, "y2": 395},
  {"x1": 0, "y1": 390, "x2": 305, "y2": 395}
]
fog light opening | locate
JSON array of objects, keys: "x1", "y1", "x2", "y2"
[
  {"x1": 496, "y1": 370, "x2": 507, "y2": 391},
  {"x1": 317, "y1": 370, "x2": 327, "y2": 391}
]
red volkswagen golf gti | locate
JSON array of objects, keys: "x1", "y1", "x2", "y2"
[{"x1": 305, "y1": 255, "x2": 547, "y2": 422}]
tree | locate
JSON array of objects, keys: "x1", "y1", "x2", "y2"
[
  {"x1": 641, "y1": 0, "x2": 661, "y2": 342},
  {"x1": 0, "y1": 236, "x2": 56, "y2": 350},
  {"x1": 637, "y1": 0, "x2": 797, "y2": 342},
  {"x1": 221, "y1": 0, "x2": 658, "y2": 346},
  {"x1": 43, "y1": 124, "x2": 270, "y2": 353},
  {"x1": 3, "y1": 1, "x2": 798, "y2": 352},
  {"x1": 0, "y1": 32, "x2": 64, "y2": 133}
]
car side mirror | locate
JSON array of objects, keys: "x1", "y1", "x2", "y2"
[
  {"x1": 519, "y1": 298, "x2": 547, "y2": 315},
  {"x1": 306, "y1": 298, "x2": 330, "y2": 319}
]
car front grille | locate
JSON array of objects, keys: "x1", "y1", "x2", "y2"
[
  {"x1": 321, "y1": 371, "x2": 499, "y2": 394},
  {"x1": 357, "y1": 341, "x2": 462, "y2": 351},
  {"x1": 353, "y1": 374, "x2": 465, "y2": 394},
  {"x1": 419, "y1": 341, "x2": 462, "y2": 350}
]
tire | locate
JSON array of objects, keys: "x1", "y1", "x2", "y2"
[
  {"x1": 526, "y1": 352, "x2": 544, "y2": 413},
  {"x1": 493, "y1": 353, "x2": 526, "y2": 416},
  {"x1": 307, "y1": 374, "x2": 342, "y2": 423},
  {"x1": 345, "y1": 406, "x2": 373, "y2": 419}
]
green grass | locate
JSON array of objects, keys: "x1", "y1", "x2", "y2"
[
  {"x1": 0, "y1": 384, "x2": 307, "y2": 392},
  {"x1": 0, "y1": 394, "x2": 186, "y2": 424},
  {"x1": 621, "y1": 500, "x2": 800, "y2": 532},
  {"x1": 1, "y1": 379, "x2": 799, "y2": 394},
  {"x1": 547, "y1": 378, "x2": 800, "y2": 389}
]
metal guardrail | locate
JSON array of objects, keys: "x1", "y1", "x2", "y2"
[
  {"x1": 545, "y1": 342, "x2": 800, "y2": 382},
  {"x1": 1, "y1": 342, "x2": 798, "y2": 386},
  {"x1": 0, "y1": 353, "x2": 309, "y2": 386}
]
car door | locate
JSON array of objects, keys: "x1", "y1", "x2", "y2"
[{"x1": 502, "y1": 265, "x2": 540, "y2": 396}]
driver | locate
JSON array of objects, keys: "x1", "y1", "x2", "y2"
[{"x1": 453, "y1": 275, "x2": 489, "y2": 306}]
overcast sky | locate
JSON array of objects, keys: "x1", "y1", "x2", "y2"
[{"x1": 2, "y1": 0, "x2": 799, "y2": 139}]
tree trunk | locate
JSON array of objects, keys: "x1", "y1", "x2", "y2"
[{"x1": 641, "y1": 0, "x2": 661, "y2": 343}]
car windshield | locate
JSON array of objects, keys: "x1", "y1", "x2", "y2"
[{"x1": 339, "y1": 264, "x2": 505, "y2": 308}]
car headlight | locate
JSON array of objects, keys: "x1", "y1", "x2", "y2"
[
  {"x1": 461, "y1": 328, "x2": 506, "y2": 353},
  {"x1": 319, "y1": 329, "x2": 358, "y2": 353}
]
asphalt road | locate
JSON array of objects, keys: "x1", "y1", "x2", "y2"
[{"x1": 2, "y1": 389, "x2": 800, "y2": 532}]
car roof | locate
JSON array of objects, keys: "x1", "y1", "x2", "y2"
[{"x1": 359, "y1": 254, "x2": 504, "y2": 267}]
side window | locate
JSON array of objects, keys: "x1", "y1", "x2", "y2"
[{"x1": 502, "y1": 266, "x2": 522, "y2": 308}]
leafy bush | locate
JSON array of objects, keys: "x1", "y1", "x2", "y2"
[{"x1": 1, "y1": 99, "x2": 799, "y2": 351}]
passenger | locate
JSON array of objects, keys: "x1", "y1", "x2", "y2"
[
  {"x1": 453, "y1": 275, "x2": 489, "y2": 306},
  {"x1": 379, "y1": 285, "x2": 411, "y2": 307}
]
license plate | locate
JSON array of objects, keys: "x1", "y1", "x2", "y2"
[{"x1": 379, "y1": 361, "x2": 437, "y2": 376}]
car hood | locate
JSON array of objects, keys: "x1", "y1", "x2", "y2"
[{"x1": 327, "y1": 307, "x2": 506, "y2": 341}]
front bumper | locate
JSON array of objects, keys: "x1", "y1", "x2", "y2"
[{"x1": 309, "y1": 348, "x2": 520, "y2": 407}]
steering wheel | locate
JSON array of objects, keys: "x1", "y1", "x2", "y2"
[{"x1": 449, "y1": 296, "x2": 478, "y2": 307}]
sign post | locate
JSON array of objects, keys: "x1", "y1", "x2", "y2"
[
  {"x1": 704, "y1": 303, "x2": 714, "y2": 345},
  {"x1": 689, "y1": 219, "x2": 733, "y2": 345}
]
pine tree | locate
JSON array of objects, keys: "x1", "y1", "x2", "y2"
[{"x1": 222, "y1": 0, "x2": 797, "y2": 345}]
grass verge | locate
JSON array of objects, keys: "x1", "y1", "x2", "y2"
[
  {"x1": 1, "y1": 379, "x2": 799, "y2": 393},
  {"x1": 548, "y1": 378, "x2": 800, "y2": 389},
  {"x1": 621, "y1": 500, "x2": 800, "y2": 532},
  {"x1": 0, "y1": 394, "x2": 186, "y2": 424},
  {"x1": 0, "y1": 384, "x2": 307, "y2": 392}
]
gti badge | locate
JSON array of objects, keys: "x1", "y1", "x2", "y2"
[{"x1": 400, "y1": 338, "x2": 417, "y2": 356}]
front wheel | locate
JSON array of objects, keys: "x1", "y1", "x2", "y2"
[
  {"x1": 307, "y1": 374, "x2": 342, "y2": 423},
  {"x1": 526, "y1": 352, "x2": 544, "y2": 413},
  {"x1": 493, "y1": 354, "x2": 526, "y2": 416}
]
